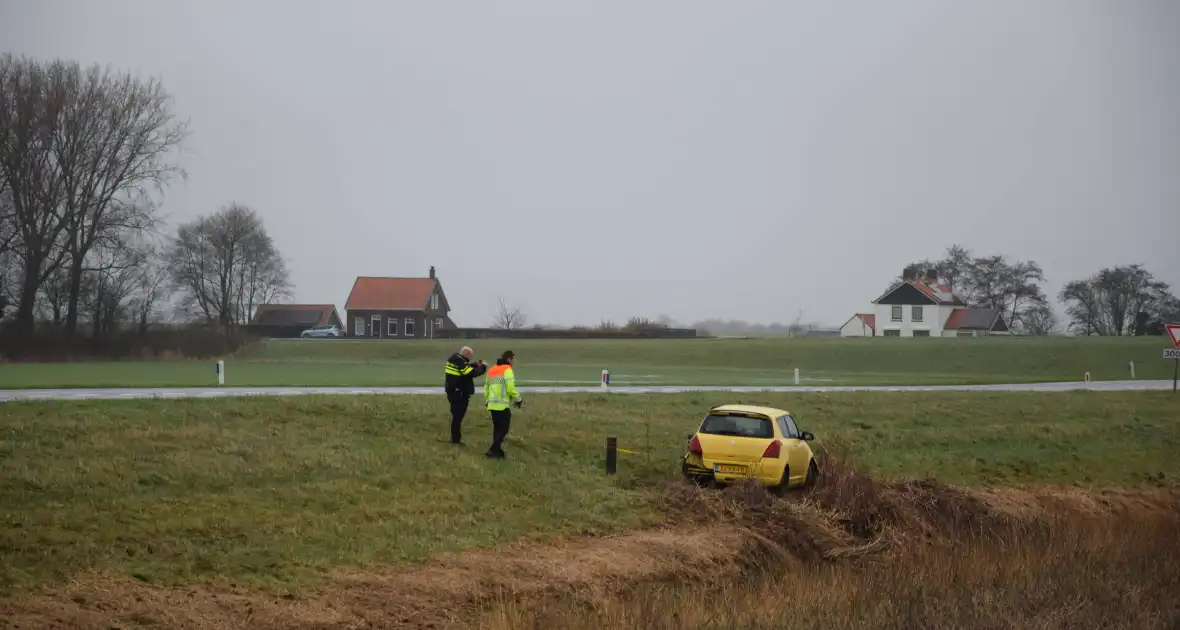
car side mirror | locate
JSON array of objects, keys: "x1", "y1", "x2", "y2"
[{"x1": 799, "y1": 431, "x2": 815, "y2": 441}]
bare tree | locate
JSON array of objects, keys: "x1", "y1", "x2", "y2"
[
  {"x1": 166, "y1": 203, "x2": 292, "y2": 328},
  {"x1": 1021, "y1": 303, "x2": 1059, "y2": 336},
  {"x1": 492, "y1": 297, "x2": 528, "y2": 330},
  {"x1": 0, "y1": 55, "x2": 71, "y2": 330},
  {"x1": 1060, "y1": 265, "x2": 1175, "y2": 336},
  {"x1": 789, "y1": 306, "x2": 806, "y2": 337},
  {"x1": 83, "y1": 235, "x2": 156, "y2": 336},
  {"x1": 50, "y1": 62, "x2": 187, "y2": 339},
  {"x1": 126, "y1": 241, "x2": 169, "y2": 331}
]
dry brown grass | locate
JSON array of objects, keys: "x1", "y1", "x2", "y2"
[
  {"x1": 3, "y1": 458, "x2": 1178, "y2": 629},
  {"x1": 483, "y1": 457, "x2": 1180, "y2": 630}
]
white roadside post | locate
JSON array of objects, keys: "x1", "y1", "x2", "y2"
[
  {"x1": 601, "y1": 369, "x2": 610, "y2": 392},
  {"x1": 217, "y1": 360, "x2": 225, "y2": 386},
  {"x1": 794, "y1": 368, "x2": 800, "y2": 385},
  {"x1": 1084, "y1": 372, "x2": 1091, "y2": 388},
  {"x1": 1129, "y1": 361, "x2": 1135, "y2": 379}
]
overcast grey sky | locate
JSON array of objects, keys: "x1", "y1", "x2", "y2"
[{"x1": 2, "y1": 0, "x2": 1177, "y2": 327}]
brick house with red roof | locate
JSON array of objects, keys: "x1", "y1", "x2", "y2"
[
  {"x1": 840, "y1": 279, "x2": 1010, "y2": 338},
  {"x1": 344, "y1": 266, "x2": 456, "y2": 339}
]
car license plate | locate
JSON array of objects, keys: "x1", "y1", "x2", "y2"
[{"x1": 715, "y1": 464, "x2": 746, "y2": 474}]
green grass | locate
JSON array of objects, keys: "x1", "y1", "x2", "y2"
[
  {"x1": 1, "y1": 335, "x2": 1176, "y2": 389},
  {"x1": 1, "y1": 390, "x2": 1177, "y2": 594}
]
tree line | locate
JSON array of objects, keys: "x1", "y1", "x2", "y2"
[
  {"x1": 899, "y1": 245, "x2": 1178, "y2": 336},
  {"x1": 0, "y1": 54, "x2": 291, "y2": 353}
]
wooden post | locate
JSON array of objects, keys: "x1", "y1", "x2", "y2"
[{"x1": 605, "y1": 436, "x2": 617, "y2": 475}]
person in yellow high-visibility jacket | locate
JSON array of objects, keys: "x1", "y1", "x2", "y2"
[{"x1": 483, "y1": 350, "x2": 522, "y2": 459}]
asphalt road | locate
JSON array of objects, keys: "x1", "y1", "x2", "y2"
[{"x1": 0, "y1": 380, "x2": 1174, "y2": 403}]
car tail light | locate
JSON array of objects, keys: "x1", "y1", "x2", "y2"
[
  {"x1": 688, "y1": 435, "x2": 703, "y2": 455},
  {"x1": 762, "y1": 440, "x2": 781, "y2": 459}
]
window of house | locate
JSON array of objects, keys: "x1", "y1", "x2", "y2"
[
  {"x1": 957, "y1": 330, "x2": 974, "y2": 338},
  {"x1": 913, "y1": 330, "x2": 930, "y2": 337},
  {"x1": 404, "y1": 318, "x2": 416, "y2": 337},
  {"x1": 354, "y1": 317, "x2": 364, "y2": 336},
  {"x1": 912, "y1": 306, "x2": 923, "y2": 321},
  {"x1": 891, "y1": 305, "x2": 902, "y2": 321},
  {"x1": 370, "y1": 314, "x2": 381, "y2": 337},
  {"x1": 435, "y1": 317, "x2": 443, "y2": 330},
  {"x1": 883, "y1": 329, "x2": 901, "y2": 337},
  {"x1": 387, "y1": 317, "x2": 398, "y2": 336},
  {"x1": 430, "y1": 294, "x2": 439, "y2": 310}
]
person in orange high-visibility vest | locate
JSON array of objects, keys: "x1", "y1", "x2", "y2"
[{"x1": 482, "y1": 350, "x2": 522, "y2": 459}]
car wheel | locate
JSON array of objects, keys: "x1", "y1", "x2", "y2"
[
  {"x1": 803, "y1": 459, "x2": 819, "y2": 489},
  {"x1": 682, "y1": 459, "x2": 710, "y2": 488},
  {"x1": 771, "y1": 465, "x2": 790, "y2": 496}
]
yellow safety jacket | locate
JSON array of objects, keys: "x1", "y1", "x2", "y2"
[{"x1": 484, "y1": 363, "x2": 521, "y2": 411}]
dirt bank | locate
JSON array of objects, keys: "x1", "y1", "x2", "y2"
[{"x1": 3, "y1": 459, "x2": 1178, "y2": 630}]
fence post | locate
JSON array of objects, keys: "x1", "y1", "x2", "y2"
[{"x1": 605, "y1": 436, "x2": 617, "y2": 474}]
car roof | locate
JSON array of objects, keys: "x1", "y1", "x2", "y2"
[{"x1": 709, "y1": 404, "x2": 789, "y2": 417}]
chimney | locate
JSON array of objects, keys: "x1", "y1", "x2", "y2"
[{"x1": 429, "y1": 265, "x2": 436, "y2": 279}]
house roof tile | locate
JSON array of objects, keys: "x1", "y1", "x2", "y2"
[
  {"x1": 944, "y1": 308, "x2": 1003, "y2": 330},
  {"x1": 346, "y1": 277, "x2": 437, "y2": 311},
  {"x1": 251, "y1": 304, "x2": 339, "y2": 326},
  {"x1": 874, "y1": 280, "x2": 966, "y2": 306}
]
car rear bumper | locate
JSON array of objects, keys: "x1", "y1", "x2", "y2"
[{"x1": 682, "y1": 455, "x2": 782, "y2": 486}]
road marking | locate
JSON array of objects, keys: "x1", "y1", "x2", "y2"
[{"x1": 0, "y1": 380, "x2": 1175, "y2": 403}]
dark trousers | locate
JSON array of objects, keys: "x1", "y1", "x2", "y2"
[
  {"x1": 489, "y1": 408, "x2": 512, "y2": 454},
  {"x1": 447, "y1": 389, "x2": 470, "y2": 443}
]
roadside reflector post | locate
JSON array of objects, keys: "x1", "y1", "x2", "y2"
[
  {"x1": 601, "y1": 369, "x2": 610, "y2": 391},
  {"x1": 1084, "y1": 371, "x2": 1091, "y2": 387},
  {"x1": 794, "y1": 368, "x2": 800, "y2": 385},
  {"x1": 605, "y1": 436, "x2": 617, "y2": 475},
  {"x1": 1129, "y1": 361, "x2": 1135, "y2": 379},
  {"x1": 217, "y1": 360, "x2": 225, "y2": 386}
]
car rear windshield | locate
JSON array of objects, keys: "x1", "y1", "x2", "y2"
[{"x1": 699, "y1": 413, "x2": 773, "y2": 439}]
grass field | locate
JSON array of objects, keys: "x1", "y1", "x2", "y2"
[
  {"x1": 2, "y1": 390, "x2": 1178, "y2": 601},
  {"x1": 1, "y1": 335, "x2": 1175, "y2": 389}
]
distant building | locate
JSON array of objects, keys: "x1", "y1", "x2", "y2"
[
  {"x1": 343, "y1": 266, "x2": 456, "y2": 339},
  {"x1": 249, "y1": 304, "x2": 343, "y2": 337},
  {"x1": 840, "y1": 279, "x2": 1009, "y2": 338},
  {"x1": 839, "y1": 313, "x2": 875, "y2": 337}
]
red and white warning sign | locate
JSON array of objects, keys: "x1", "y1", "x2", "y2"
[{"x1": 1167, "y1": 323, "x2": 1180, "y2": 348}]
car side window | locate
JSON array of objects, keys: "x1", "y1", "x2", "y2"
[
  {"x1": 784, "y1": 415, "x2": 800, "y2": 438},
  {"x1": 776, "y1": 415, "x2": 797, "y2": 439}
]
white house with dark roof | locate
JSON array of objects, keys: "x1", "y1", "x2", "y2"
[{"x1": 840, "y1": 279, "x2": 1010, "y2": 338}]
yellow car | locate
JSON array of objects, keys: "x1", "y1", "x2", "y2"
[{"x1": 682, "y1": 404, "x2": 819, "y2": 492}]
